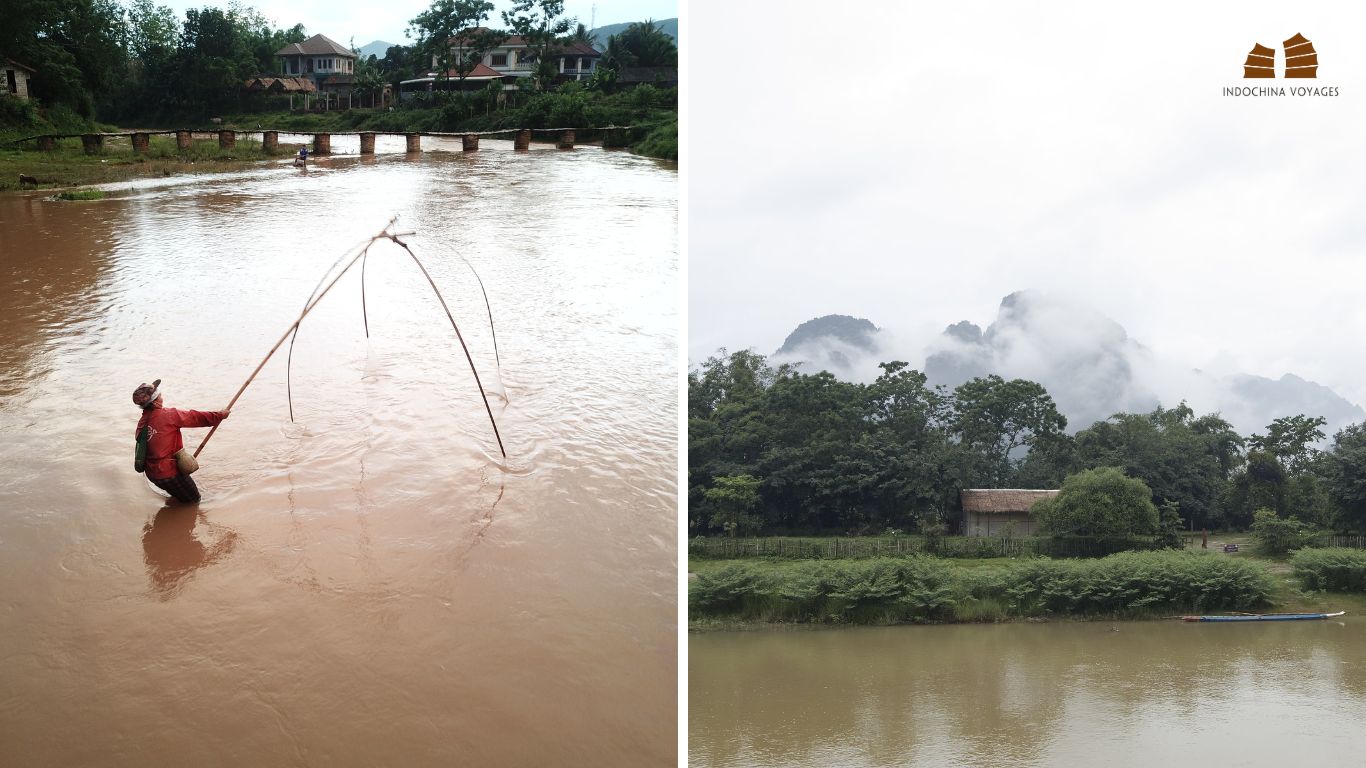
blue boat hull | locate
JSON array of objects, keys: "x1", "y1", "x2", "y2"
[{"x1": 1183, "y1": 611, "x2": 1344, "y2": 622}]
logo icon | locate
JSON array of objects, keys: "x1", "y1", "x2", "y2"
[{"x1": 1243, "y1": 34, "x2": 1318, "y2": 78}]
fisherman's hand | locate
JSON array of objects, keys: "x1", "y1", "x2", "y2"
[{"x1": 221, "y1": 408, "x2": 231, "y2": 418}]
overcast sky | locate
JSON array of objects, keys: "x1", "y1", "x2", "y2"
[
  {"x1": 689, "y1": 1, "x2": 1366, "y2": 411},
  {"x1": 152, "y1": 0, "x2": 676, "y2": 49}
]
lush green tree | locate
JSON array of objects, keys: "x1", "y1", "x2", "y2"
[
  {"x1": 1226, "y1": 450, "x2": 1287, "y2": 528},
  {"x1": 1031, "y1": 467, "x2": 1159, "y2": 539},
  {"x1": 2, "y1": 0, "x2": 125, "y2": 116},
  {"x1": 704, "y1": 474, "x2": 763, "y2": 537},
  {"x1": 379, "y1": 44, "x2": 420, "y2": 87},
  {"x1": 951, "y1": 375, "x2": 1067, "y2": 487},
  {"x1": 1325, "y1": 423, "x2": 1366, "y2": 531},
  {"x1": 409, "y1": 0, "x2": 503, "y2": 87},
  {"x1": 501, "y1": 0, "x2": 573, "y2": 90},
  {"x1": 602, "y1": 19, "x2": 676, "y2": 70},
  {"x1": 1250, "y1": 508, "x2": 1318, "y2": 555},
  {"x1": 1249, "y1": 414, "x2": 1327, "y2": 475},
  {"x1": 1074, "y1": 403, "x2": 1243, "y2": 530},
  {"x1": 351, "y1": 54, "x2": 387, "y2": 107},
  {"x1": 1155, "y1": 500, "x2": 1184, "y2": 549},
  {"x1": 568, "y1": 22, "x2": 594, "y2": 47}
]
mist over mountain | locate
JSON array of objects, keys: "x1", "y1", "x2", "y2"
[
  {"x1": 774, "y1": 314, "x2": 881, "y2": 371},
  {"x1": 775, "y1": 291, "x2": 1365, "y2": 437}
]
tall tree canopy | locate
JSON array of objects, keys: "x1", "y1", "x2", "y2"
[
  {"x1": 602, "y1": 20, "x2": 676, "y2": 70},
  {"x1": 501, "y1": 0, "x2": 572, "y2": 89}
]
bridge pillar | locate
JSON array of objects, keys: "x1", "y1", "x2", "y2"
[
  {"x1": 514, "y1": 129, "x2": 531, "y2": 151},
  {"x1": 37, "y1": 136, "x2": 55, "y2": 151},
  {"x1": 218, "y1": 130, "x2": 236, "y2": 149},
  {"x1": 557, "y1": 129, "x2": 575, "y2": 149},
  {"x1": 131, "y1": 133, "x2": 150, "y2": 153},
  {"x1": 81, "y1": 134, "x2": 104, "y2": 154},
  {"x1": 360, "y1": 132, "x2": 376, "y2": 155},
  {"x1": 313, "y1": 134, "x2": 331, "y2": 155},
  {"x1": 176, "y1": 131, "x2": 192, "y2": 151},
  {"x1": 462, "y1": 134, "x2": 479, "y2": 152},
  {"x1": 262, "y1": 131, "x2": 279, "y2": 153},
  {"x1": 406, "y1": 133, "x2": 421, "y2": 153}
]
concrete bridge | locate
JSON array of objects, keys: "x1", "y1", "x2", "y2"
[{"x1": 10, "y1": 126, "x2": 629, "y2": 154}]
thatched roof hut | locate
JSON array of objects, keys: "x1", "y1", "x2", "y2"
[{"x1": 960, "y1": 489, "x2": 1059, "y2": 536}]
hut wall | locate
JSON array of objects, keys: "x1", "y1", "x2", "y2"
[
  {"x1": 963, "y1": 511, "x2": 1037, "y2": 537},
  {"x1": 4, "y1": 66, "x2": 32, "y2": 100}
]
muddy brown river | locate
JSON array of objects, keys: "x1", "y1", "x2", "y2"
[
  {"x1": 690, "y1": 619, "x2": 1366, "y2": 767},
  {"x1": 0, "y1": 142, "x2": 676, "y2": 766}
]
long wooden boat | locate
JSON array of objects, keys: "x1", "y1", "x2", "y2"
[{"x1": 1182, "y1": 611, "x2": 1344, "y2": 623}]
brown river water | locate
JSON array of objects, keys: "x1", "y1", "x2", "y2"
[
  {"x1": 691, "y1": 619, "x2": 1366, "y2": 767},
  {"x1": 0, "y1": 140, "x2": 676, "y2": 766}
]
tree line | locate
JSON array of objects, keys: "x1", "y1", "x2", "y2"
[
  {"x1": 2, "y1": 0, "x2": 675, "y2": 124},
  {"x1": 689, "y1": 349, "x2": 1366, "y2": 537}
]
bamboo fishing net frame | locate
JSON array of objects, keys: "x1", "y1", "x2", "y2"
[{"x1": 193, "y1": 217, "x2": 507, "y2": 460}]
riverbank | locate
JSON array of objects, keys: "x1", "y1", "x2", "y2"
[
  {"x1": 688, "y1": 545, "x2": 1366, "y2": 630},
  {"x1": 0, "y1": 133, "x2": 301, "y2": 191}
]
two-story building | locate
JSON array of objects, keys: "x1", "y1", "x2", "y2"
[
  {"x1": 444, "y1": 29, "x2": 601, "y2": 83},
  {"x1": 275, "y1": 34, "x2": 357, "y2": 97}
]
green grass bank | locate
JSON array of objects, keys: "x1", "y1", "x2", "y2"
[{"x1": 690, "y1": 543, "x2": 1366, "y2": 629}]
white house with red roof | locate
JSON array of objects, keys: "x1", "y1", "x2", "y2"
[
  {"x1": 445, "y1": 29, "x2": 602, "y2": 82},
  {"x1": 400, "y1": 30, "x2": 600, "y2": 100}
]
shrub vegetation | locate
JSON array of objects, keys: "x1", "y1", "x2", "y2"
[
  {"x1": 689, "y1": 551, "x2": 1275, "y2": 624},
  {"x1": 1292, "y1": 548, "x2": 1366, "y2": 592}
]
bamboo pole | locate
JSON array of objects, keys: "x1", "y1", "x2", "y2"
[
  {"x1": 194, "y1": 225, "x2": 398, "y2": 457},
  {"x1": 194, "y1": 219, "x2": 509, "y2": 461},
  {"x1": 391, "y1": 236, "x2": 506, "y2": 458}
]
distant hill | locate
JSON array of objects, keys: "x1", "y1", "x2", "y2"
[
  {"x1": 589, "y1": 18, "x2": 677, "y2": 50},
  {"x1": 775, "y1": 292, "x2": 1366, "y2": 439},
  {"x1": 774, "y1": 315, "x2": 881, "y2": 372},
  {"x1": 357, "y1": 40, "x2": 394, "y2": 59}
]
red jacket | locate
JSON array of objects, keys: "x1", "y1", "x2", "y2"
[{"x1": 135, "y1": 406, "x2": 227, "y2": 480}]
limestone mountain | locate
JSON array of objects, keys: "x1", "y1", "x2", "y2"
[
  {"x1": 774, "y1": 314, "x2": 881, "y2": 372},
  {"x1": 776, "y1": 291, "x2": 1365, "y2": 437}
]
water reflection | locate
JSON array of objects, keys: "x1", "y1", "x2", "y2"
[
  {"x1": 141, "y1": 505, "x2": 238, "y2": 600},
  {"x1": 691, "y1": 621, "x2": 1366, "y2": 768}
]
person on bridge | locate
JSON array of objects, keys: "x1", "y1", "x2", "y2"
[{"x1": 132, "y1": 379, "x2": 230, "y2": 503}]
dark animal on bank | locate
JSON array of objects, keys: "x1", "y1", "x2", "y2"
[{"x1": 18, "y1": 174, "x2": 39, "y2": 187}]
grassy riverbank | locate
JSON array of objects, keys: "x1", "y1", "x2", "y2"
[
  {"x1": 689, "y1": 540, "x2": 1366, "y2": 630},
  {"x1": 0, "y1": 133, "x2": 297, "y2": 191}
]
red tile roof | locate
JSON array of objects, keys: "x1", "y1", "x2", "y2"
[{"x1": 441, "y1": 63, "x2": 508, "y2": 79}]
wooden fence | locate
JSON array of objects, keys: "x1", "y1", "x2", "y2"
[{"x1": 1323, "y1": 534, "x2": 1366, "y2": 549}]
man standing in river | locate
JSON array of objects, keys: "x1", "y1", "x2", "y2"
[{"x1": 132, "y1": 379, "x2": 230, "y2": 503}]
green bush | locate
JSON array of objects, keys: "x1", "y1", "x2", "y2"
[
  {"x1": 1292, "y1": 548, "x2": 1366, "y2": 592},
  {"x1": 1250, "y1": 508, "x2": 1319, "y2": 555},
  {"x1": 687, "y1": 551, "x2": 1274, "y2": 624},
  {"x1": 688, "y1": 564, "x2": 771, "y2": 615},
  {"x1": 632, "y1": 115, "x2": 676, "y2": 161}
]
